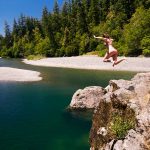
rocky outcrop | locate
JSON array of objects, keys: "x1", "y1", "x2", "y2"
[
  {"x1": 90, "y1": 72, "x2": 150, "y2": 150},
  {"x1": 69, "y1": 86, "x2": 106, "y2": 109},
  {"x1": 69, "y1": 72, "x2": 150, "y2": 150}
]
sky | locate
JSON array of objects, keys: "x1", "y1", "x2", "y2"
[{"x1": 0, "y1": 0, "x2": 63, "y2": 36}]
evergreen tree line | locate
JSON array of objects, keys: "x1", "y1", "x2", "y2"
[{"x1": 0, "y1": 0, "x2": 149, "y2": 58}]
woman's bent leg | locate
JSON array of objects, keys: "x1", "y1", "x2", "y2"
[
  {"x1": 112, "y1": 54, "x2": 126, "y2": 66},
  {"x1": 103, "y1": 52, "x2": 111, "y2": 62},
  {"x1": 104, "y1": 51, "x2": 117, "y2": 63},
  {"x1": 113, "y1": 58, "x2": 126, "y2": 66}
]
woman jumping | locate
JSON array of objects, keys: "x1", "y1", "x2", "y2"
[{"x1": 94, "y1": 34, "x2": 126, "y2": 67}]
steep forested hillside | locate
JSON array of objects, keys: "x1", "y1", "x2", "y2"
[{"x1": 0, "y1": 0, "x2": 149, "y2": 58}]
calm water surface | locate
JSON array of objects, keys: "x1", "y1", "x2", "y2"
[{"x1": 0, "y1": 59, "x2": 137, "y2": 150}]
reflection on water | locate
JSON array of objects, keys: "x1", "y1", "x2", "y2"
[{"x1": 0, "y1": 59, "x2": 137, "y2": 150}]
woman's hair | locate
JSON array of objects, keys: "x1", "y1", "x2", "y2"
[{"x1": 103, "y1": 33, "x2": 110, "y2": 39}]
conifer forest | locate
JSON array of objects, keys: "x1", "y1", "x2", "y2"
[{"x1": 0, "y1": 0, "x2": 149, "y2": 58}]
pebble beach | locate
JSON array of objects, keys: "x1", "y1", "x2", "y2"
[
  {"x1": 0, "y1": 67, "x2": 42, "y2": 82},
  {"x1": 23, "y1": 56, "x2": 150, "y2": 72},
  {"x1": 0, "y1": 56, "x2": 150, "y2": 82}
]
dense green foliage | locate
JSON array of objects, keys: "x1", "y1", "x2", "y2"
[{"x1": 0, "y1": 0, "x2": 149, "y2": 58}]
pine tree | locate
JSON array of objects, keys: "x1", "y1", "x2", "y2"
[
  {"x1": 88, "y1": 0, "x2": 100, "y2": 25},
  {"x1": 25, "y1": 17, "x2": 36, "y2": 39},
  {"x1": 82, "y1": 0, "x2": 91, "y2": 24},
  {"x1": 18, "y1": 14, "x2": 26, "y2": 37},
  {"x1": 12, "y1": 19, "x2": 19, "y2": 41},
  {"x1": 0, "y1": 35, "x2": 4, "y2": 51},
  {"x1": 61, "y1": 1, "x2": 69, "y2": 30},
  {"x1": 68, "y1": 0, "x2": 78, "y2": 39},
  {"x1": 99, "y1": 0, "x2": 110, "y2": 21},
  {"x1": 76, "y1": 1, "x2": 89, "y2": 34},
  {"x1": 4, "y1": 21, "x2": 12, "y2": 48},
  {"x1": 52, "y1": 0, "x2": 61, "y2": 32},
  {"x1": 42, "y1": 6, "x2": 49, "y2": 37}
]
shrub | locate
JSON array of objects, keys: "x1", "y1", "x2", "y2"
[
  {"x1": 85, "y1": 51, "x2": 99, "y2": 56},
  {"x1": 89, "y1": 39, "x2": 98, "y2": 51},
  {"x1": 96, "y1": 44, "x2": 106, "y2": 57},
  {"x1": 65, "y1": 44, "x2": 79, "y2": 56},
  {"x1": 141, "y1": 36, "x2": 150, "y2": 56},
  {"x1": 27, "y1": 54, "x2": 45, "y2": 60},
  {"x1": 142, "y1": 49, "x2": 150, "y2": 57},
  {"x1": 110, "y1": 109, "x2": 136, "y2": 139}
]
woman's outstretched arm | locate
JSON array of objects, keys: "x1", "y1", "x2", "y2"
[{"x1": 93, "y1": 35, "x2": 104, "y2": 39}]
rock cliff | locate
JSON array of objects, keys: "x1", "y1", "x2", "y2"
[{"x1": 69, "y1": 72, "x2": 150, "y2": 150}]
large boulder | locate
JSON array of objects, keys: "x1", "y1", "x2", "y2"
[{"x1": 69, "y1": 86, "x2": 106, "y2": 110}]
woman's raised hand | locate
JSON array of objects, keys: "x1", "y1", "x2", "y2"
[{"x1": 93, "y1": 35, "x2": 96, "y2": 38}]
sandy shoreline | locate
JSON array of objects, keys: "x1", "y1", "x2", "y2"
[
  {"x1": 0, "y1": 67, "x2": 42, "y2": 82},
  {"x1": 23, "y1": 56, "x2": 150, "y2": 72},
  {"x1": 0, "y1": 56, "x2": 149, "y2": 82}
]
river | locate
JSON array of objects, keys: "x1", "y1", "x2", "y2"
[{"x1": 0, "y1": 58, "x2": 136, "y2": 150}]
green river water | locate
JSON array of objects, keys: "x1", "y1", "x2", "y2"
[{"x1": 0, "y1": 59, "x2": 137, "y2": 150}]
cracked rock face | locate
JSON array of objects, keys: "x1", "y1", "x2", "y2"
[{"x1": 89, "y1": 72, "x2": 150, "y2": 150}]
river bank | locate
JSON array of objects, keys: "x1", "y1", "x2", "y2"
[
  {"x1": 0, "y1": 56, "x2": 149, "y2": 81},
  {"x1": 23, "y1": 56, "x2": 150, "y2": 72}
]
